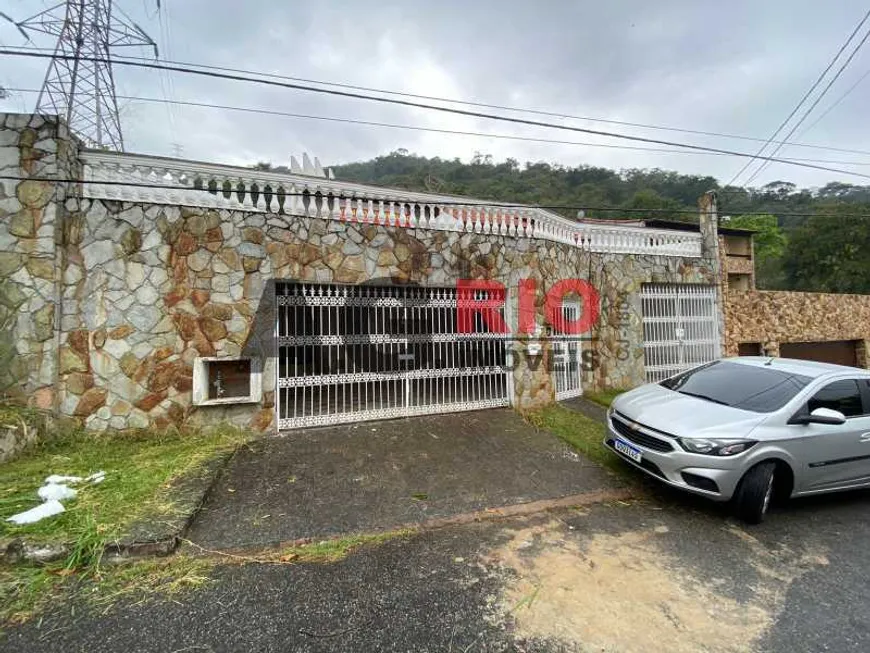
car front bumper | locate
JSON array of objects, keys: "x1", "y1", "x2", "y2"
[{"x1": 604, "y1": 416, "x2": 747, "y2": 501}]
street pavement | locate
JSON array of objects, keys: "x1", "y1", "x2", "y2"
[{"x1": 4, "y1": 481, "x2": 870, "y2": 652}]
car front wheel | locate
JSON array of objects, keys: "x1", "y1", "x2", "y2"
[{"x1": 733, "y1": 462, "x2": 776, "y2": 524}]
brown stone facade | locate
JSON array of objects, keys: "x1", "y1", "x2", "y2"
[
  {"x1": 720, "y1": 222, "x2": 870, "y2": 368},
  {"x1": 724, "y1": 289, "x2": 870, "y2": 366},
  {"x1": 56, "y1": 198, "x2": 717, "y2": 430},
  {"x1": 2, "y1": 112, "x2": 720, "y2": 431}
]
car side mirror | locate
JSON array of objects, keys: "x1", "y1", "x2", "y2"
[{"x1": 806, "y1": 407, "x2": 847, "y2": 425}]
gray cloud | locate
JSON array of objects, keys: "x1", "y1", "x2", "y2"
[{"x1": 2, "y1": 0, "x2": 870, "y2": 189}]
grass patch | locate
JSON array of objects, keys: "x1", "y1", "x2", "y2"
[
  {"x1": 527, "y1": 404, "x2": 629, "y2": 478},
  {"x1": 583, "y1": 389, "x2": 626, "y2": 408},
  {"x1": 0, "y1": 553, "x2": 216, "y2": 626},
  {"x1": 1, "y1": 528, "x2": 417, "y2": 625},
  {"x1": 185, "y1": 528, "x2": 419, "y2": 565},
  {"x1": 0, "y1": 421, "x2": 251, "y2": 558},
  {"x1": 276, "y1": 529, "x2": 417, "y2": 563}
]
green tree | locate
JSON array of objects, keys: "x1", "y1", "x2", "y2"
[
  {"x1": 782, "y1": 206, "x2": 870, "y2": 294},
  {"x1": 624, "y1": 189, "x2": 687, "y2": 221}
]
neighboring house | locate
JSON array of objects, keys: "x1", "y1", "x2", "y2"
[
  {"x1": 720, "y1": 233, "x2": 870, "y2": 369},
  {"x1": 647, "y1": 216, "x2": 870, "y2": 369},
  {"x1": 2, "y1": 112, "x2": 726, "y2": 432}
]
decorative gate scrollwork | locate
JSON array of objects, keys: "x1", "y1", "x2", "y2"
[{"x1": 276, "y1": 283, "x2": 510, "y2": 429}]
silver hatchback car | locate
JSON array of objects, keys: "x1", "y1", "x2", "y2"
[{"x1": 605, "y1": 357, "x2": 870, "y2": 523}]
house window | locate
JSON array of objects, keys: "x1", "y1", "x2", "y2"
[
  {"x1": 193, "y1": 357, "x2": 262, "y2": 406},
  {"x1": 738, "y1": 342, "x2": 763, "y2": 356}
]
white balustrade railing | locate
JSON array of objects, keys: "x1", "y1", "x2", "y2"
[{"x1": 79, "y1": 151, "x2": 702, "y2": 258}]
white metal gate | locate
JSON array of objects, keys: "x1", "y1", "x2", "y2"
[
  {"x1": 553, "y1": 301, "x2": 583, "y2": 400},
  {"x1": 640, "y1": 284, "x2": 720, "y2": 383},
  {"x1": 276, "y1": 283, "x2": 510, "y2": 429}
]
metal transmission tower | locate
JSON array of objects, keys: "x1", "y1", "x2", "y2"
[{"x1": 3, "y1": 1, "x2": 158, "y2": 150}]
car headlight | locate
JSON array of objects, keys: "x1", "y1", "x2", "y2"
[{"x1": 677, "y1": 438, "x2": 757, "y2": 456}]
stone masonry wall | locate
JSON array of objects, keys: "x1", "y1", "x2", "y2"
[
  {"x1": 0, "y1": 114, "x2": 79, "y2": 409},
  {"x1": 724, "y1": 289, "x2": 870, "y2": 364},
  {"x1": 56, "y1": 197, "x2": 717, "y2": 431},
  {"x1": 0, "y1": 112, "x2": 721, "y2": 431}
]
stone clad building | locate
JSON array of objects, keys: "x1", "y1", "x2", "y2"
[
  {"x1": 2, "y1": 112, "x2": 726, "y2": 432},
  {"x1": 718, "y1": 226, "x2": 870, "y2": 368}
]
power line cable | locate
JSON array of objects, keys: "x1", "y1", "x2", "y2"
[
  {"x1": 743, "y1": 22, "x2": 870, "y2": 186},
  {"x1": 796, "y1": 68, "x2": 870, "y2": 139},
  {"x1": 4, "y1": 49, "x2": 870, "y2": 182},
  {"x1": 727, "y1": 8, "x2": 870, "y2": 187},
  {"x1": 7, "y1": 85, "x2": 870, "y2": 167},
  {"x1": 8, "y1": 44, "x2": 870, "y2": 159},
  {"x1": 4, "y1": 172, "x2": 870, "y2": 219}
]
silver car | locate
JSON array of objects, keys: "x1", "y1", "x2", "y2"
[{"x1": 604, "y1": 357, "x2": 870, "y2": 523}]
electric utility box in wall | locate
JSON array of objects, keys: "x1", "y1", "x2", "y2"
[{"x1": 193, "y1": 357, "x2": 263, "y2": 406}]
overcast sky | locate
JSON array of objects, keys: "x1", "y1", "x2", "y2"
[{"x1": 2, "y1": 0, "x2": 870, "y2": 189}]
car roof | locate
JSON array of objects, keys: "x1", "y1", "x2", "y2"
[{"x1": 726, "y1": 356, "x2": 870, "y2": 379}]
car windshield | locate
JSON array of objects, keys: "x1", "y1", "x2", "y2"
[{"x1": 660, "y1": 361, "x2": 813, "y2": 413}]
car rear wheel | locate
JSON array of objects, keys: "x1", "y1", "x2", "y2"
[{"x1": 733, "y1": 462, "x2": 776, "y2": 524}]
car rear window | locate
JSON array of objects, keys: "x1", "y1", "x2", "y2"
[{"x1": 660, "y1": 361, "x2": 813, "y2": 413}]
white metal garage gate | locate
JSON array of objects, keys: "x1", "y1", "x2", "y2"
[
  {"x1": 640, "y1": 284, "x2": 721, "y2": 383},
  {"x1": 276, "y1": 283, "x2": 511, "y2": 429}
]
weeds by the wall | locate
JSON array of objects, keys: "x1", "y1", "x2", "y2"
[{"x1": 0, "y1": 423, "x2": 251, "y2": 568}]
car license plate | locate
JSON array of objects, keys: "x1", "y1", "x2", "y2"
[{"x1": 614, "y1": 438, "x2": 642, "y2": 463}]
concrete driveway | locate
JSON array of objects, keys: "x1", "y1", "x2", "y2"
[{"x1": 185, "y1": 409, "x2": 625, "y2": 550}]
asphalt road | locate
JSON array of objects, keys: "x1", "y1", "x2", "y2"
[{"x1": 4, "y1": 482, "x2": 870, "y2": 652}]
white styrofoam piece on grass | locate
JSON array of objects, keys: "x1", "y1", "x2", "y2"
[
  {"x1": 86, "y1": 471, "x2": 106, "y2": 484},
  {"x1": 6, "y1": 500, "x2": 65, "y2": 525},
  {"x1": 44, "y1": 474, "x2": 84, "y2": 485},
  {"x1": 37, "y1": 483, "x2": 78, "y2": 501}
]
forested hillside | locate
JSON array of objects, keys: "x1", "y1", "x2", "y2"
[{"x1": 325, "y1": 152, "x2": 870, "y2": 293}]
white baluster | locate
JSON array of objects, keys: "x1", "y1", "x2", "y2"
[
  {"x1": 307, "y1": 188, "x2": 318, "y2": 218},
  {"x1": 311, "y1": 189, "x2": 322, "y2": 218},
  {"x1": 255, "y1": 181, "x2": 267, "y2": 211},
  {"x1": 212, "y1": 176, "x2": 226, "y2": 209},
  {"x1": 286, "y1": 184, "x2": 299, "y2": 216},
  {"x1": 240, "y1": 179, "x2": 254, "y2": 211},
  {"x1": 482, "y1": 207, "x2": 492, "y2": 234},
  {"x1": 523, "y1": 210, "x2": 534, "y2": 238}
]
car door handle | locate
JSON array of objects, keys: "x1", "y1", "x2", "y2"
[{"x1": 860, "y1": 433, "x2": 870, "y2": 443}]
